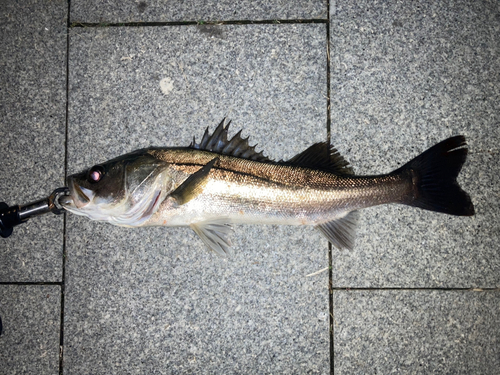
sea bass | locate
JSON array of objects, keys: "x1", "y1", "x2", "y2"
[{"x1": 62, "y1": 120, "x2": 474, "y2": 256}]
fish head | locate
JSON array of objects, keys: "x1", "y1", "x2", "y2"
[{"x1": 62, "y1": 150, "x2": 173, "y2": 226}]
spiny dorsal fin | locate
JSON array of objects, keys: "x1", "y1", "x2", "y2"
[
  {"x1": 190, "y1": 118, "x2": 271, "y2": 162},
  {"x1": 284, "y1": 142, "x2": 354, "y2": 175}
]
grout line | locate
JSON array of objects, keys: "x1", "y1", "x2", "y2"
[
  {"x1": 325, "y1": 1, "x2": 334, "y2": 374},
  {"x1": 59, "y1": 2, "x2": 71, "y2": 374},
  {"x1": 59, "y1": 216, "x2": 67, "y2": 375},
  {"x1": 0, "y1": 282, "x2": 62, "y2": 286},
  {"x1": 0, "y1": 282, "x2": 492, "y2": 291},
  {"x1": 328, "y1": 243, "x2": 334, "y2": 375},
  {"x1": 69, "y1": 19, "x2": 327, "y2": 28},
  {"x1": 331, "y1": 287, "x2": 500, "y2": 291},
  {"x1": 64, "y1": 11, "x2": 70, "y2": 184}
]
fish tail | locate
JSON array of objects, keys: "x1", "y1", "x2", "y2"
[{"x1": 394, "y1": 136, "x2": 475, "y2": 216}]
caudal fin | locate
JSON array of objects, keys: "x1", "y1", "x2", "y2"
[{"x1": 394, "y1": 136, "x2": 475, "y2": 216}]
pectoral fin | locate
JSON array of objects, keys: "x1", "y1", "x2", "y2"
[
  {"x1": 315, "y1": 211, "x2": 358, "y2": 250},
  {"x1": 170, "y1": 158, "x2": 219, "y2": 205},
  {"x1": 190, "y1": 220, "x2": 234, "y2": 257}
]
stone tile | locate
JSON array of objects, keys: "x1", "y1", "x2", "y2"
[
  {"x1": 65, "y1": 24, "x2": 329, "y2": 372},
  {"x1": 0, "y1": 285, "x2": 61, "y2": 374},
  {"x1": 68, "y1": 24, "x2": 327, "y2": 168},
  {"x1": 329, "y1": 0, "x2": 500, "y2": 287},
  {"x1": 0, "y1": 0, "x2": 67, "y2": 281},
  {"x1": 333, "y1": 290, "x2": 500, "y2": 374},
  {"x1": 71, "y1": 0, "x2": 326, "y2": 24},
  {"x1": 64, "y1": 218, "x2": 329, "y2": 373}
]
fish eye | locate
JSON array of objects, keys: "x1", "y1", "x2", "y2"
[{"x1": 88, "y1": 165, "x2": 105, "y2": 183}]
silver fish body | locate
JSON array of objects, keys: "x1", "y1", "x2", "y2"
[
  {"x1": 144, "y1": 149, "x2": 410, "y2": 226},
  {"x1": 63, "y1": 120, "x2": 474, "y2": 255}
]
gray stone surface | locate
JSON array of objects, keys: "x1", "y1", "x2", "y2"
[
  {"x1": 333, "y1": 290, "x2": 500, "y2": 374},
  {"x1": 2, "y1": 0, "x2": 499, "y2": 373},
  {"x1": 67, "y1": 24, "x2": 327, "y2": 168},
  {"x1": 65, "y1": 218, "x2": 329, "y2": 373},
  {"x1": 0, "y1": 0, "x2": 67, "y2": 281},
  {"x1": 65, "y1": 24, "x2": 329, "y2": 373},
  {"x1": 0, "y1": 285, "x2": 61, "y2": 374},
  {"x1": 330, "y1": 0, "x2": 500, "y2": 287},
  {"x1": 71, "y1": 0, "x2": 326, "y2": 24}
]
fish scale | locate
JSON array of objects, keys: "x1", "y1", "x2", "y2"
[
  {"x1": 61, "y1": 119, "x2": 474, "y2": 256},
  {"x1": 148, "y1": 154, "x2": 409, "y2": 222}
]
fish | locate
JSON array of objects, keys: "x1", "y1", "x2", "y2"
[{"x1": 61, "y1": 119, "x2": 475, "y2": 256}]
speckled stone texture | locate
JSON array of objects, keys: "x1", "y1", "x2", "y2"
[
  {"x1": 329, "y1": 0, "x2": 500, "y2": 288},
  {"x1": 329, "y1": 1, "x2": 500, "y2": 373},
  {"x1": 64, "y1": 24, "x2": 329, "y2": 373},
  {"x1": 67, "y1": 25, "x2": 327, "y2": 167},
  {"x1": 0, "y1": 2, "x2": 66, "y2": 373},
  {"x1": 0, "y1": 285, "x2": 61, "y2": 374},
  {"x1": 2, "y1": 0, "x2": 500, "y2": 373},
  {"x1": 333, "y1": 290, "x2": 500, "y2": 374},
  {"x1": 71, "y1": 0, "x2": 327, "y2": 24},
  {"x1": 0, "y1": 0, "x2": 66, "y2": 282},
  {"x1": 64, "y1": 220, "x2": 329, "y2": 373}
]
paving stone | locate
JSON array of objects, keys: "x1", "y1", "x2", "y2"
[
  {"x1": 333, "y1": 289, "x2": 500, "y2": 374},
  {"x1": 329, "y1": 0, "x2": 500, "y2": 288},
  {"x1": 0, "y1": 285, "x2": 61, "y2": 374},
  {"x1": 65, "y1": 23, "x2": 329, "y2": 373},
  {"x1": 71, "y1": 0, "x2": 326, "y2": 24},
  {"x1": 0, "y1": 0, "x2": 67, "y2": 281}
]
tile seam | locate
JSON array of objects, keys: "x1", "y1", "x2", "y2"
[
  {"x1": 69, "y1": 19, "x2": 327, "y2": 28},
  {"x1": 325, "y1": 0, "x2": 333, "y2": 373},
  {"x1": 59, "y1": 1, "x2": 71, "y2": 374}
]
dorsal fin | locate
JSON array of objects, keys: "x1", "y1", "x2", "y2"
[
  {"x1": 283, "y1": 142, "x2": 354, "y2": 175},
  {"x1": 190, "y1": 118, "x2": 271, "y2": 162}
]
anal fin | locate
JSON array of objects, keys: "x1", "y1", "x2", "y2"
[
  {"x1": 191, "y1": 220, "x2": 234, "y2": 257},
  {"x1": 315, "y1": 211, "x2": 358, "y2": 250}
]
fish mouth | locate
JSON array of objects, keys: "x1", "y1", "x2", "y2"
[
  {"x1": 63, "y1": 178, "x2": 94, "y2": 209},
  {"x1": 58, "y1": 193, "x2": 74, "y2": 207}
]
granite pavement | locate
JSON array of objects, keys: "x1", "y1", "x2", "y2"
[{"x1": 1, "y1": 0, "x2": 498, "y2": 374}]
